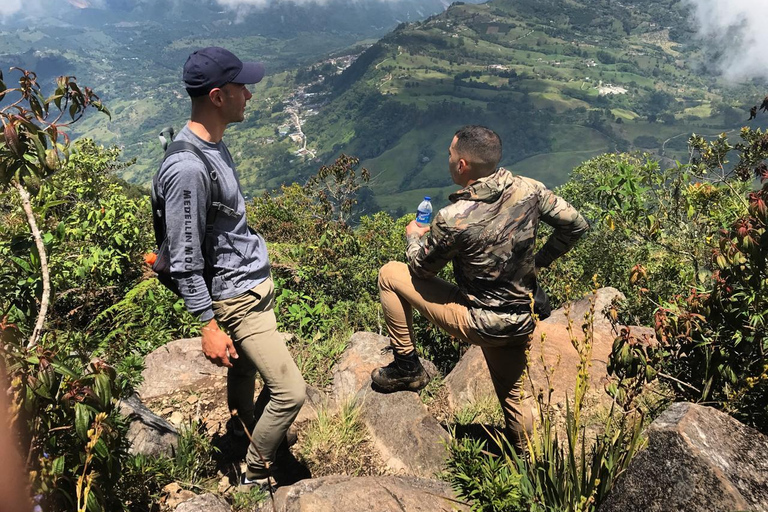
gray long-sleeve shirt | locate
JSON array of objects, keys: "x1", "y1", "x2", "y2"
[{"x1": 155, "y1": 125, "x2": 270, "y2": 322}]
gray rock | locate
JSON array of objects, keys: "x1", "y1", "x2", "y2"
[
  {"x1": 175, "y1": 493, "x2": 231, "y2": 512},
  {"x1": 118, "y1": 394, "x2": 178, "y2": 457},
  {"x1": 543, "y1": 286, "x2": 625, "y2": 332},
  {"x1": 599, "y1": 402, "x2": 768, "y2": 512},
  {"x1": 443, "y1": 345, "x2": 497, "y2": 412},
  {"x1": 331, "y1": 332, "x2": 436, "y2": 406},
  {"x1": 138, "y1": 334, "x2": 294, "y2": 399},
  {"x1": 139, "y1": 338, "x2": 227, "y2": 399},
  {"x1": 259, "y1": 475, "x2": 469, "y2": 511},
  {"x1": 356, "y1": 387, "x2": 450, "y2": 478},
  {"x1": 295, "y1": 385, "x2": 326, "y2": 424}
]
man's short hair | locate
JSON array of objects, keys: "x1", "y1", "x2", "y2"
[{"x1": 454, "y1": 125, "x2": 502, "y2": 169}]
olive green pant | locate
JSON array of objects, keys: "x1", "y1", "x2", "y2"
[
  {"x1": 378, "y1": 261, "x2": 532, "y2": 451},
  {"x1": 212, "y1": 277, "x2": 306, "y2": 473}
]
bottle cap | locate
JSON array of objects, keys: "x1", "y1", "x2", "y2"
[{"x1": 424, "y1": 196, "x2": 431, "y2": 201}]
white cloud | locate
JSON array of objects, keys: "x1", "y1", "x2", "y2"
[
  {"x1": 684, "y1": 0, "x2": 768, "y2": 82},
  {"x1": 0, "y1": 0, "x2": 30, "y2": 19}
]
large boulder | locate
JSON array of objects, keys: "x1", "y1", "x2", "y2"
[
  {"x1": 444, "y1": 321, "x2": 616, "y2": 415},
  {"x1": 331, "y1": 332, "x2": 436, "y2": 406},
  {"x1": 118, "y1": 394, "x2": 179, "y2": 457},
  {"x1": 356, "y1": 387, "x2": 450, "y2": 478},
  {"x1": 259, "y1": 475, "x2": 469, "y2": 512},
  {"x1": 543, "y1": 287, "x2": 625, "y2": 332},
  {"x1": 139, "y1": 338, "x2": 227, "y2": 399},
  {"x1": 139, "y1": 334, "x2": 294, "y2": 400},
  {"x1": 599, "y1": 402, "x2": 768, "y2": 512}
]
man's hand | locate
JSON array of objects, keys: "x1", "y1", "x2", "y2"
[
  {"x1": 201, "y1": 319, "x2": 238, "y2": 368},
  {"x1": 406, "y1": 220, "x2": 431, "y2": 238}
]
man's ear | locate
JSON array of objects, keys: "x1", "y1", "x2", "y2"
[
  {"x1": 208, "y1": 88, "x2": 224, "y2": 107},
  {"x1": 458, "y1": 158, "x2": 468, "y2": 173}
]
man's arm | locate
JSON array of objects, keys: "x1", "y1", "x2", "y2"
[
  {"x1": 161, "y1": 157, "x2": 215, "y2": 320},
  {"x1": 160, "y1": 157, "x2": 237, "y2": 367},
  {"x1": 405, "y1": 212, "x2": 458, "y2": 279},
  {"x1": 534, "y1": 187, "x2": 589, "y2": 269}
]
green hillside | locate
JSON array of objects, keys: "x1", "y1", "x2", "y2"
[
  {"x1": 279, "y1": 0, "x2": 768, "y2": 213},
  {"x1": 5, "y1": 0, "x2": 765, "y2": 215}
]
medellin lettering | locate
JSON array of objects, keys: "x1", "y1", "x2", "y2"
[{"x1": 183, "y1": 190, "x2": 193, "y2": 244}]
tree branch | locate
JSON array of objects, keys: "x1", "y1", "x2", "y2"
[{"x1": 14, "y1": 181, "x2": 51, "y2": 349}]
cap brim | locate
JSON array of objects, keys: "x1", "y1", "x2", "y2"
[{"x1": 233, "y1": 62, "x2": 265, "y2": 84}]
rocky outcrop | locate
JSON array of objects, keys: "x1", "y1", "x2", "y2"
[
  {"x1": 174, "y1": 493, "x2": 231, "y2": 512},
  {"x1": 444, "y1": 321, "x2": 616, "y2": 415},
  {"x1": 259, "y1": 475, "x2": 469, "y2": 512},
  {"x1": 599, "y1": 402, "x2": 768, "y2": 512},
  {"x1": 543, "y1": 287, "x2": 625, "y2": 332},
  {"x1": 118, "y1": 393, "x2": 178, "y2": 457},
  {"x1": 139, "y1": 337, "x2": 228, "y2": 399},
  {"x1": 356, "y1": 387, "x2": 450, "y2": 478}
]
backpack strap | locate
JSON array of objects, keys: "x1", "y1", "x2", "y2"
[{"x1": 162, "y1": 140, "x2": 223, "y2": 235}]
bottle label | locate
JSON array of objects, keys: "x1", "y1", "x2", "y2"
[{"x1": 416, "y1": 210, "x2": 432, "y2": 225}]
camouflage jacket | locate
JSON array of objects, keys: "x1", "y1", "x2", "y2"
[{"x1": 406, "y1": 167, "x2": 588, "y2": 338}]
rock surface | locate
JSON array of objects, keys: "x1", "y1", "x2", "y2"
[
  {"x1": 174, "y1": 493, "x2": 231, "y2": 512},
  {"x1": 295, "y1": 385, "x2": 326, "y2": 424},
  {"x1": 599, "y1": 402, "x2": 768, "y2": 512},
  {"x1": 543, "y1": 286, "x2": 625, "y2": 332},
  {"x1": 331, "y1": 332, "x2": 436, "y2": 406},
  {"x1": 356, "y1": 387, "x2": 450, "y2": 478},
  {"x1": 444, "y1": 321, "x2": 616, "y2": 415},
  {"x1": 139, "y1": 338, "x2": 227, "y2": 399},
  {"x1": 259, "y1": 475, "x2": 469, "y2": 512},
  {"x1": 118, "y1": 393, "x2": 178, "y2": 457}
]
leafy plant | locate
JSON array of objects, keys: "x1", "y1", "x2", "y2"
[
  {"x1": 610, "y1": 128, "x2": 768, "y2": 432},
  {"x1": 549, "y1": 150, "x2": 749, "y2": 324},
  {"x1": 1, "y1": 320, "x2": 128, "y2": 512},
  {"x1": 0, "y1": 68, "x2": 109, "y2": 347}
]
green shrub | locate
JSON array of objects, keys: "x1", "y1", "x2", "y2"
[{"x1": 2, "y1": 322, "x2": 129, "y2": 512}]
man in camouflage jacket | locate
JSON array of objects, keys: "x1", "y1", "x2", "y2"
[{"x1": 372, "y1": 125, "x2": 588, "y2": 452}]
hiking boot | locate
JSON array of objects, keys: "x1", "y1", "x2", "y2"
[
  {"x1": 239, "y1": 470, "x2": 276, "y2": 493},
  {"x1": 371, "y1": 350, "x2": 430, "y2": 392}
]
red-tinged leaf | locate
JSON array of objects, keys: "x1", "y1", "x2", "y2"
[
  {"x1": 4, "y1": 122, "x2": 21, "y2": 156},
  {"x1": 68, "y1": 81, "x2": 82, "y2": 97}
]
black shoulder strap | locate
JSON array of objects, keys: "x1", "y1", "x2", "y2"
[{"x1": 163, "y1": 140, "x2": 222, "y2": 234}]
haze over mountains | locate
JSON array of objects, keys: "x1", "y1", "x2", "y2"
[{"x1": 1, "y1": 0, "x2": 766, "y2": 215}]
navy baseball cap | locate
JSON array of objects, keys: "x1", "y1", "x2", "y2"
[{"x1": 183, "y1": 47, "x2": 265, "y2": 97}]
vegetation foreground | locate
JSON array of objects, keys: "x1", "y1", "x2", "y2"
[{"x1": 1, "y1": 64, "x2": 768, "y2": 511}]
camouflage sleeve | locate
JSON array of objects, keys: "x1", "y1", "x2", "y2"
[
  {"x1": 406, "y1": 211, "x2": 458, "y2": 279},
  {"x1": 534, "y1": 187, "x2": 589, "y2": 268}
]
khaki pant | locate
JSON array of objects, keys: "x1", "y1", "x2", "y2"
[
  {"x1": 212, "y1": 277, "x2": 306, "y2": 473},
  {"x1": 378, "y1": 261, "x2": 532, "y2": 451}
]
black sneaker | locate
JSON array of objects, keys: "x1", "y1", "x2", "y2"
[
  {"x1": 239, "y1": 471, "x2": 276, "y2": 493},
  {"x1": 371, "y1": 350, "x2": 430, "y2": 392}
]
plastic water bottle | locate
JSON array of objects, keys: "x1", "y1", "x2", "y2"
[{"x1": 416, "y1": 196, "x2": 433, "y2": 226}]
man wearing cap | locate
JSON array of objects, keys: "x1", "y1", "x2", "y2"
[{"x1": 153, "y1": 47, "x2": 305, "y2": 487}]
